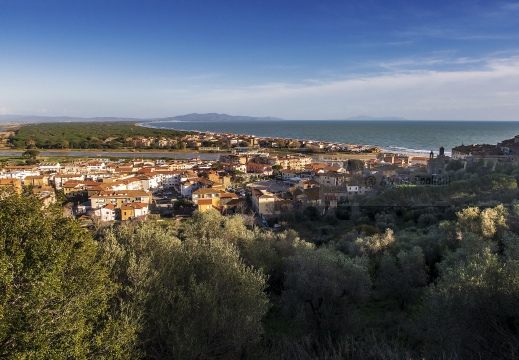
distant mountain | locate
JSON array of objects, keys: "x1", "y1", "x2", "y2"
[
  {"x1": 157, "y1": 113, "x2": 284, "y2": 122},
  {"x1": 341, "y1": 115, "x2": 407, "y2": 121},
  {"x1": 0, "y1": 113, "x2": 283, "y2": 124}
]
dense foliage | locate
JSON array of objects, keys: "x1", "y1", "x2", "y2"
[
  {"x1": 0, "y1": 193, "x2": 138, "y2": 359},
  {"x1": 100, "y1": 219, "x2": 269, "y2": 359},
  {"x1": 9, "y1": 122, "x2": 189, "y2": 149}
]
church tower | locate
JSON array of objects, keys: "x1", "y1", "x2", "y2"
[{"x1": 427, "y1": 147, "x2": 446, "y2": 175}]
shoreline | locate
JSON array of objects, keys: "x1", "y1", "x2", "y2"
[
  {"x1": 2, "y1": 121, "x2": 433, "y2": 160},
  {"x1": 138, "y1": 122, "x2": 429, "y2": 158}
]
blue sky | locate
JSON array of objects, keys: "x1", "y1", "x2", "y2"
[{"x1": 1, "y1": 0, "x2": 519, "y2": 120}]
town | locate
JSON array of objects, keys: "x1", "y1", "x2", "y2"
[{"x1": 2, "y1": 127, "x2": 518, "y2": 227}]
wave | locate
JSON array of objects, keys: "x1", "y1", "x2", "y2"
[{"x1": 382, "y1": 146, "x2": 451, "y2": 156}]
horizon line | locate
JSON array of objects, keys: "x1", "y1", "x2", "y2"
[{"x1": 1, "y1": 114, "x2": 519, "y2": 122}]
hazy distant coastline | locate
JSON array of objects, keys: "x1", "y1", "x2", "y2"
[
  {"x1": 0, "y1": 113, "x2": 408, "y2": 124},
  {"x1": 5, "y1": 113, "x2": 519, "y2": 124},
  {"x1": 0, "y1": 113, "x2": 284, "y2": 124}
]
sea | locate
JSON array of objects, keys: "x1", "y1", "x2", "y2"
[{"x1": 141, "y1": 120, "x2": 519, "y2": 156}]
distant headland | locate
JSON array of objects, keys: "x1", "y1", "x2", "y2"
[{"x1": 159, "y1": 113, "x2": 284, "y2": 122}]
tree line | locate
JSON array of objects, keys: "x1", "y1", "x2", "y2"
[{"x1": 8, "y1": 122, "x2": 189, "y2": 150}]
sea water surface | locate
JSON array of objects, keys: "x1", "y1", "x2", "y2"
[{"x1": 142, "y1": 120, "x2": 519, "y2": 156}]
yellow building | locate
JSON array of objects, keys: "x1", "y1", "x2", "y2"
[
  {"x1": 197, "y1": 198, "x2": 218, "y2": 212},
  {"x1": 192, "y1": 188, "x2": 239, "y2": 213},
  {"x1": 207, "y1": 172, "x2": 232, "y2": 188},
  {"x1": 192, "y1": 188, "x2": 221, "y2": 212},
  {"x1": 24, "y1": 175, "x2": 49, "y2": 187},
  {"x1": 0, "y1": 178, "x2": 22, "y2": 194},
  {"x1": 251, "y1": 189, "x2": 277, "y2": 216},
  {"x1": 120, "y1": 202, "x2": 149, "y2": 221}
]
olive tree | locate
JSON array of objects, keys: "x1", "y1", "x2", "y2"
[
  {"x1": 0, "y1": 193, "x2": 137, "y2": 359},
  {"x1": 376, "y1": 246, "x2": 428, "y2": 309},
  {"x1": 282, "y1": 246, "x2": 371, "y2": 339},
  {"x1": 420, "y1": 249, "x2": 519, "y2": 359},
  {"x1": 348, "y1": 228, "x2": 395, "y2": 257},
  {"x1": 101, "y1": 221, "x2": 269, "y2": 359}
]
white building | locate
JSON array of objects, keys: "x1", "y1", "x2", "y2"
[
  {"x1": 86, "y1": 161, "x2": 106, "y2": 172},
  {"x1": 38, "y1": 162, "x2": 61, "y2": 172},
  {"x1": 93, "y1": 204, "x2": 116, "y2": 221}
]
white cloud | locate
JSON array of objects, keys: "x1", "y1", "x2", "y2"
[
  {"x1": 496, "y1": 2, "x2": 519, "y2": 12},
  {"x1": 162, "y1": 56, "x2": 519, "y2": 120},
  {"x1": 3, "y1": 55, "x2": 519, "y2": 121}
]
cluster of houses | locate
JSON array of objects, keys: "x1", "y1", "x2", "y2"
[
  {"x1": 0, "y1": 157, "x2": 244, "y2": 221},
  {"x1": 218, "y1": 149, "x2": 315, "y2": 176},
  {"x1": 0, "y1": 139, "x2": 466, "y2": 223},
  {"x1": 130, "y1": 130, "x2": 382, "y2": 153},
  {"x1": 0, "y1": 153, "x2": 371, "y2": 222},
  {"x1": 451, "y1": 135, "x2": 519, "y2": 165},
  {"x1": 249, "y1": 180, "x2": 371, "y2": 220}
]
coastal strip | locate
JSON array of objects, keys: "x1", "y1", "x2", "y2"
[
  {"x1": 138, "y1": 122, "x2": 386, "y2": 156},
  {"x1": 138, "y1": 121, "x2": 438, "y2": 159}
]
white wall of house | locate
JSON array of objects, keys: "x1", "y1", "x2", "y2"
[
  {"x1": 181, "y1": 182, "x2": 197, "y2": 197},
  {"x1": 5, "y1": 170, "x2": 40, "y2": 180},
  {"x1": 134, "y1": 206, "x2": 149, "y2": 218},
  {"x1": 38, "y1": 163, "x2": 61, "y2": 172},
  {"x1": 94, "y1": 206, "x2": 116, "y2": 221},
  {"x1": 87, "y1": 162, "x2": 106, "y2": 171}
]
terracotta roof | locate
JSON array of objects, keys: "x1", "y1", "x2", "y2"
[
  {"x1": 121, "y1": 202, "x2": 149, "y2": 209},
  {"x1": 0, "y1": 178, "x2": 21, "y2": 186},
  {"x1": 192, "y1": 188, "x2": 220, "y2": 195},
  {"x1": 252, "y1": 189, "x2": 263, "y2": 197},
  {"x1": 137, "y1": 167, "x2": 154, "y2": 173},
  {"x1": 112, "y1": 178, "x2": 141, "y2": 185},
  {"x1": 64, "y1": 180, "x2": 101, "y2": 186},
  {"x1": 105, "y1": 204, "x2": 116, "y2": 210},
  {"x1": 90, "y1": 190, "x2": 151, "y2": 198},
  {"x1": 86, "y1": 184, "x2": 111, "y2": 191},
  {"x1": 303, "y1": 188, "x2": 321, "y2": 200},
  {"x1": 197, "y1": 198, "x2": 214, "y2": 205},
  {"x1": 247, "y1": 162, "x2": 271, "y2": 167},
  {"x1": 6, "y1": 166, "x2": 38, "y2": 170},
  {"x1": 63, "y1": 183, "x2": 82, "y2": 189},
  {"x1": 226, "y1": 198, "x2": 245, "y2": 206},
  {"x1": 114, "y1": 167, "x2": 135, "y2": 173},
  {"x1": 196, "y1": 177, "x2": 214, "y2": 185},
  {"x1": 31, "y1": 185, "x2": 54, "y2": 193},
  {"x1": 220, "y1": 192, "x2": 238, "y2": 199},
  {"x1": 56, "y1": 174, "x2": 83, "y2": 178}
]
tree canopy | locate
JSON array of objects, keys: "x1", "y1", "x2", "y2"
[
  {"x1": 0, "y1": 193, "x2": 138, "y2": 359},
  {"x1": 101, "y1": 219, "x2": 269, "y2": 359},
  {"x1": 10, "y1": 122, "x2": 189, "y2": 149}
]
